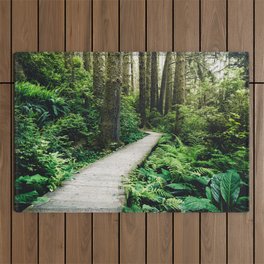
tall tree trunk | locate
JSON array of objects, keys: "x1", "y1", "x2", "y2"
[
  {"x1": 158, "y1": 52, "x2": 172, "y2": 114},
  {"x1": 122, "y1": 52, "x2": 130, "y2": 95},
  {"x1": 101, "y1": 52, "x2": 121, "y2": 146},
  {"x1": 174, "y1": 53, "x2": 186, "y2": 135},
  {"x1": 145, "y1": 52, "x2": 151, "y2": 110},
  {"x1": 130, "y1": 53, "x2": 134, "y2": 94},
  {"x1": 165, "y1": 55, "x2": 173, "y2": 115},
  {"x1": 139, "y1": 52, "x2": 146, "y2": 127},
  {"x1": 64, "y1": 53, "x2": 75, "y2": 88},
  {"x1": 150, "y1": 52, "x2": 158, "y2": 111},
  {"x1": 83, "y1": 52, "x2": 93, "y2": 72},
  {"x1": 93, "y1": 52, "x2": 105, "y2": 99}
]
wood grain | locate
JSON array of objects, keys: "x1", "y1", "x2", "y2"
[
  {"x1": 92, "y1": 1, "x2": 119, "y2": 263},
  {"x1": 120, "y1": 1, "x2": 146, "y2": 263},
  {"x1": 147, "y1": 214, "x2": 172, "y2": 263},
  {"x1": 39, "y1": 214, "x2": 65, "y2": 264},
  {"x1": 39, "y1": 1, "x2": 65, "y2": 263},
  {"x1": 201, "y1": 1, "x2": 227, "y2": 263},
  {"x1": 228, "y1": 0, "x2": 253, "y2": 81},
  {"x1": 174, "y1": 0, "x2": 199, "y2": 51},
  {"x1": 11, "y1": 1, "x2": 39, "y2": 263},
  {"x1": 66, "y1": 214, "x2": 92, "y2": 263},
  {"x1": 146, "y1": 1, "x2": 173, "y2": 263},
  {"x1": 66, "y1": 0, "x2": 92, "y2": 51},
  {"x1": 120, "y1": 214, "x2": 146, "y2": 264},
  {"x1": 174, "y1": 214, "x2": 199, "y2": 264},
  {"x1": 93, "y1": 214, "x2": 119, "y2": 263},
  {"x1": 65, "y1": 1, "x2": 92, "y2": 263},
  {"x1": 0, "y1": 85, "x2": 11, "y2": 264},
  {"x1": 255, "y1": 85, "x2": 264, "y2": 264},
  {"x1": 228, "y1": 2, "x2": 254, "y2": 263},
  {"x1": 255, "y1": 0, "x2": 264, "y2": 82},
  {"x1": 93, "y1": 0, "x2": 118, "y2": 52},
  {"x1": 39, "y1": 0, "x2": 65, "y2": 51},
  {"x1": 0, "y1": 0, "x2": 10, "y2": 82},
  {"x1": 147, "y1": 0, "x2": 172, "y2": 51},
  {"x1": 120, "y1": 0, "x2": 145, "y2": 51},
  {"x1": 201, "y1": 0, "x2": 226, "y2": 51},
  {"x1": 174, "y1": 1, "x2": 200, "y2": 263}
]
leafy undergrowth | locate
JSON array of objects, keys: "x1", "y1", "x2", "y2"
[{"x1": 123, "y1": 134, "x2": 249, "y2": 212}]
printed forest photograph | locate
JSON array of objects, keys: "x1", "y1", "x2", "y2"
[{"x1": 14, "y1": 51, "x2": 249, "y2": 213}]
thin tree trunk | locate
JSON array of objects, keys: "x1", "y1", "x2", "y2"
[
  {"x1": 83, "y1": 52, "x2": 93, "y2": 72},
  {"x1": 130, "y1": 53, "x2": 134, "y2": 94},
  {"x1": 165, "y1": 55, "x2": 173, "y2": 115},
  {"x1": 139, "y1": 52, "x2": 146, "y2": 127},
  {"x1": 158, "y1": 52, "x2": 172, "y2": 115},
  {"x1": 146, "y1": 52, "x2": 151, "y2": 110},
  {"x1": 122, "y1": 52, "x2": 130, "y2": 95},
  {"x1": 150, "y1": 52, "x2": 158, "y2": 111},
  {"x1": 101, "y1": 52, "x2": 121, "y2": 146},
  {"x1": 174, "y1": 53, "x2": 186, "y2": 135},
  {"x1": 93, "y1": 52, "x2": 105, "y2": 99}
]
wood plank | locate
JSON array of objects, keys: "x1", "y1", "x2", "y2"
[
  {"x1": 39, "y1": 0, "x2": 65, "y2": 51},
  {"x1": 228, "y1": 1, "x2": 254, "y2": 263},
  {"x1": 11, "y1": 2, "x2": 38, "y2": 262},
  {"x1": 201, "y1": 0, "x2": 226, "y2": 51},
  {"x1": 39, "y1": 0, "x2": 65, "y2": 263},
  {"x1": 120, "y1": 214, "x2": 146, "y2": 264},
  {"x1": 201, "y1": 1, "x2": 227, "y2": 263},
  {"x1": 0, "y1": 0, "x2": 10, "y2": 82},
  {"x1": 174, "y1": 1, "x2": 200, "y2": 263},
  {"x1": 93, "y1": 214, "x2": 119, "y2": 264},
  {"x1": 120, "y1": 0, "x2": 145, "y2": 51},
  {"x1": 147, "y1": 0, "x2": 172, "y2": 51},
  {"x1": 255, "y1": 85, "x2": 264, "y2": 264},
  {"x1": 66, "y1": 214, "x2": 92, "y2": 264},
  {"x1": 66, "y1": 0, "x2": 92, "y2": 51},
  {"x1": 120, "y1": 1, "x2": 146, "y2": 262},
  {"x1": 0, "y1": 85, "x2": 11, "y2": 264},
  {"x1": 147, "y1": 214, "x2": 172, "y2": 263},
  {"x1": 228, "y1": 0, "x2": 253, "y2": 81},
  {"x1": 39, "y1": 214, "x2": 65, "y2": 264},
  {"x1": 174, "y1": 0, "x2": 199, "y2": 51},
  {"x1": 65, "y1": 1, "x2": 92, "y2": 263},
  {"x1": 147, "y1": 0, "x2": 173, "y2": 263},
  {"x1": 255, "y1": 0, "x2": 264, "y2": 82},
  {"x1": 92, "y1": 1, "x2": 119, "y2": 263},
  {"x1": 174, "y1": 214, "x2": 199, "y2": 264},
  {"x1": 93, "y1": 0, "x2": 118, "y2": 52}
]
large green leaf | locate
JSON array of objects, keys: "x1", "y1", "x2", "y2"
[
  {"x1": 210, "y1": 173, "x2": 222, "y2": 203},
  {"x1": 167, "y1": 183, "x2": 193, "y2": 191},
  {"x1": 220, "y1": 170, "x2": 240, "y2": 209},
  {"x1": 181, "y1": 196, "x2": 219, "y2": 212}
]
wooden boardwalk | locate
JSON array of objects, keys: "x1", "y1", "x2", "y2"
[{"x1": 26, "y1": 132, "x2": 162, "y2": 212}]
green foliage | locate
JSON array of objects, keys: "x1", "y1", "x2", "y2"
[
  {"x1": 15, "y1": 52, "x2": 146, "y2": 211},
  {"x1": 124, "y1": 135, "x2": 248, "y2": 212},
  {"x1": 120, "y1": 96, "x2": 145, "y2": 144},
  {"x1": 181, "y1": 196, "x2": 219, "y2": 212}
]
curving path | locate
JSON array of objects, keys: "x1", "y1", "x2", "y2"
[{"x1": 25, "y1": 131, "x2": 162, "y2": 212}]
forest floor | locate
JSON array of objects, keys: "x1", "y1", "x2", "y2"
[{"x1": 25, "y1": 131, "x2": 162, "y2": 212}]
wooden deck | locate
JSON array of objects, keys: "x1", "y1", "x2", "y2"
[{"x1": 0, "y1": 0, "x2": 261, "y2": 263}]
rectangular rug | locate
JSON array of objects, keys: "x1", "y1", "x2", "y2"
[{"x1": 14, "y1": 52, "x2": 249, "y2": 213}]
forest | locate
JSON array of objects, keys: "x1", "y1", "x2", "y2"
[{"x1": 15, "y1": 51, "x2": 249, "y2": 212}]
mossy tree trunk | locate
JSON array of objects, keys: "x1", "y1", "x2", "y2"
[
  {"x1": 158, "y1": 52, "x2": 172, "y2": 115},
  {"x1": 93, "y1": 52, "x2": 105, "y2": 99},
  {"x1": 174, "y1": 53, "x2": 186, "y2": 135},
  {"x1": 139, "y1": 52, "x2": 146, "y2": 127},
  {"x1": 101, "y1": 52, "x2": 121, "y2": 147},
  {"x1": 150, "y1": 52, "x2": 158, "y2": 111},
  {"x1": 122, "y1": 52, "x2": 130, "y2": 95}
]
